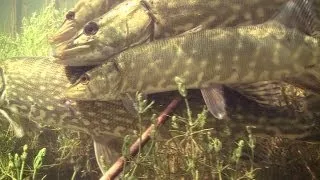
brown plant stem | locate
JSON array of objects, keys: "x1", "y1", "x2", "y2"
[{"x1": 100, "y1": 97, "x2": 182, "y2": 180}]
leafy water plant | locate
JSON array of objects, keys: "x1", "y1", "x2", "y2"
[
  {"x1": 119, "y1": 78, "x2": 259, "y2": 180},
  {"x1": 0, "y1": 1, "x2": 65, "y2": 59},
  {"x1": 0, "y1": 144, "x2": 46, "y2": 180}
]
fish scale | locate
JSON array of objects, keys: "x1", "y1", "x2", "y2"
[
  {"x1": 1, "y1": 57, "x2": 320, "y2": 174},
  {"x1": 64, "y1": 0, "x2": 320, "y2": 120},
  {"x1": 55, "y1": 0, "x2": 288, "y2": 66},
  {"x1": 0, "y1": 57, "x2": 140, "y2": 172},
  {"x1": 65, "y1": 20, "x2": 320, "y2": 101},
  {"x1": 0, "y1": 57, "x2": 137, "y2": 138}
]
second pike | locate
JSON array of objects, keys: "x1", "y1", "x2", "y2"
[
  {"x1": 65, "y1": 0, "x2": 320, "y2": 103},
  {"x1": 2, "y1": 57, "x2": 320, "y2": 177},
  {"x1": 54, "y1": 0, "x2": 288, "y2": 66}
]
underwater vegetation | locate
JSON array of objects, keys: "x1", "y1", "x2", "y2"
[
  {"x1": 0, "y1": 2, "x2": 64, "y2": 59},
  {"x1": 0, "y1": 1, "x2": 320, "y2": 180}
]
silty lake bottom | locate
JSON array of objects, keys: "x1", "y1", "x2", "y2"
[{"x1": 0, "y1": 0, "x2": 320, "y2": 179}]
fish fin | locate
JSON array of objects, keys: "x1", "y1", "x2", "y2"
[
  {"x1": 93, "y1": 137, "x2": 122, "y2": 173},
  {"x1": 284, "y1": 64, "x2": 320, "y2": 95},
  {"x1": 179, "y1": 25, "x2": 205, "y2": 36},
  {"x1": 272, "y1": 0, "x2": 320, "y2": 36},
  {"x1": 0, "y1": 108, "x2": 24, "y2": 137},
  {"x1": 228, "y1": 81, "x2": 287, "y2": 108},
  {"x1": 200, "y1": 85, "x2": 226, "y2": 119},
  {"x1": 297, "y1": 132, "x2": 320, "y2": 142},
  {"x1": 305, "y1": 92, "x2": 320, "y2": 112},
  {"x1": 121, "y1": 97, "x2": 138, "y2": 116}
]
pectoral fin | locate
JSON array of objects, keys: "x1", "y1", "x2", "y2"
[
  {"x1": 93, "y1": 137, "x2": 122, "y2": 173},
  {"x1": 228, "y1": 81, "x2": 285, "y2": 108},
  {"x1": 272, "y1": 0, "x2": 320, "y2": 36},
  {"x1": 121, "y1": 98, "x2": 138, "y2": 116},
  {"x1": 284, "y1": 64, "x2": 320, "y2": 96},
  {"x1": 200, "y1": 86, "x2": 226, "y2": 119},
  {"x1": 0, "y1": 108, "x2": 24, "y2": 137}
]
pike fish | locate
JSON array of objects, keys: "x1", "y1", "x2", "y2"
[
  {"x1": 49, "y1": 0, "x2": 123, "y2": 46},
  {"x1": 54, "y1": 0, "x2": 288, "y2": 66},
  {"x1": 65, "y1": 0, "x2": 320, "y2": 104},
  {"x1": 0, "y1": 57, "x2": 141, "y2": 172},
  {"x1": 1, "y1": 57, "x2": 320, "y2": 174}
]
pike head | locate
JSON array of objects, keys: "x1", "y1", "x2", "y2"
[
  {"x1": 54, "y1": 0, "x2": 153, "y2": 66},
  {"x1": 49, "y1": 0, "x2": 123, "y2": 46}
]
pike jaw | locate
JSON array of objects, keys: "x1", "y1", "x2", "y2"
[
  {"x1": 53, "y1": 30, "x2": 117, "y2": 66},
  {"x1": 65, "y1": 62, "x2": 122, "y2": 100},
  {"x1": 54, "y1": 0, "x2": 153, "y2": 66}
]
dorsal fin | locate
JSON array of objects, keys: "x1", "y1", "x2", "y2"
[{"x1": 273, "y1": 0, "x2": 320, "y2": 36}]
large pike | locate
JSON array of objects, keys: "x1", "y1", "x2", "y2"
[
  {"x1": 0, "y1": 57, "x2": 139, "y2": 172},
  {"x1": 65, "y1": 0, "x2": 320, "y2": 103},
  {"x1": 54, "y1": 0, "x2": 288, "y2": 66},
  {"x1": 0, "y1": 57, "x2": 320, "y2": 174},
  {"x1": 49, "y1": 0, "x2": 124, "y2": 46}
]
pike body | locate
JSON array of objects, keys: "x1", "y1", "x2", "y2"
[
  {"x1": 65, "y1": 21, "x2": 320, "y2": 101},
  {"x1": 54, "y1": 0, "x2": 288, "y2": 66},
  {"x1": 1, "y1": 57, "x2": 318, "y2": 140},
  {"x1": 1, "y1": 57, "x2": 320, "y2": 172}
]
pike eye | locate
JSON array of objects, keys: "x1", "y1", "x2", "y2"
[
  {"x1": 66, "y1": 11, "x2": 75, "y2": 20},
  {"x1": 84, "y1": 22, "x2": 99, "y2": 35},
  {"x1": 80, "y1": 74, "x2": 90, "y2": 85}
]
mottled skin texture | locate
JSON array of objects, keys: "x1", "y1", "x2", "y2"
[
  {"x1": 0, "y1": 57, "x2": 319, "y2": 140},
  {"x1": 1, "y1": 57, "x2": 320, "y2": 174},
  {"x1": 54, "y1": 0, "x2": 288, "y2": 66},
  {"x1": 0, "y1": 57, "x2": 138, "y2": 139},
  {"x1": 65, "y1": 21, "x2": 320, "y2": 101},
  {"x1": 49, "y1": 0, "x2": 124, "y2": 46},
  {"x1": 0, "y1": 57, "x2": 140, "y2": 172}
]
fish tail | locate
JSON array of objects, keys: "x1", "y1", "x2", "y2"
[{"x1": 274, "y1": 0, "x2": 320, "y2": 36}]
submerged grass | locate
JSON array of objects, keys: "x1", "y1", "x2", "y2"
[
  {"x1": 120, "y1": 86, "x2": 258, "y2": 179},
  {"x1": 0, "y1": 2, "x2": 64, "y2": 59}
]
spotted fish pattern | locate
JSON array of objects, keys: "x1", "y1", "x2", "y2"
[
  {"x1": 54, "y1": 0, "x2": 288, "y2": 66},
  {"x1": 1, "y1": 56, "x2": 320, "y2": 173},
  {"x1": 0, "y1": 57, "x2": 138, "y2": 139},
  {"x1": 65, "y1": 20, "x2": 320, "y2": 101}
]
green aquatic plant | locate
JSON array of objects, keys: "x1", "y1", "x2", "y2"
[
  {"x1": 0, "y1": 144, "x2": 46, "y2": 180},
  {"x1": 119, "y1": 78, "x2": 259, "y2": 180},
  {"x1": 0, "y1": 1, "x2": 65, "y2": 59},
  {"x1": 122, "y1": 92, "x2": 157, "y2": 179}
]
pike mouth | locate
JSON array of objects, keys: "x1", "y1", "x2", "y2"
[
  {"x1": 53, "y1": 44, "x2": 100, "y2": 66},
  {"x1": 54, "y1": 44, "x2": 91, "y2": 59},
  {"x1": 65, "y1": 84, "x2": 93, "y2": 101},
  {"x1": 53, "y1": 41, "x2": 117, "y2": 66},
  {"x1": 49, "y1": 23, "x2": 78, "y2": 45}
]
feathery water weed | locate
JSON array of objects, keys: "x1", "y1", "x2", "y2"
[
  {"x1": 0, "y1": 144, "x2": 46, "y2": 180},
  {"x1": 0, "y1": 1, "x2": 65, "y2": 59}
]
